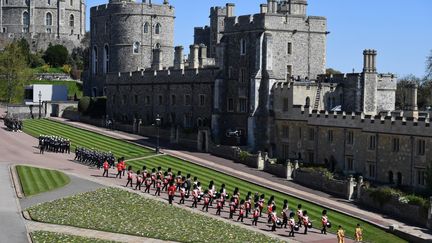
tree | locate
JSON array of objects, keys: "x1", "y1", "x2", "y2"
[
  {"x1": 0, "y1": 42, "x2": 32, "y2": 103},
  {"x1": 43, "y1": 44, "x2": 69, "y2": 67},
  {"x1": 426, "y1": 50, "x2": 432, "y2": 80},
  {"x1": 326, "y1": 68, "x2": 342, "y2": 75},
  {"x1": 395, "y1": 75, "x2": 420, "y2": 110}
]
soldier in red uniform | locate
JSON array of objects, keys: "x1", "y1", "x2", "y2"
[
  {"x1": 258, "y1": 194, "x2": 265, "y2": 217},
  {"x1": 229, "y1": 198, "x2": 236, "y2": 219},
  {"x1": 151, "y1": 168, "x2": 157, "y2": 188},
  {"x1": 202, "y1": 190, "x2": 210, "y2": 212},
  {"x1": 252, "y1": 203, "x2": 260, "y2": 226},
  {"x1": 302, "y1": 210, "x2": 310, "y2": 235},
  {"x1": 102, "y1": 160, "x2": 109, "y2": 177},
  {"x1": 191, "y1": 185, "x2": 199, "y2": 208},
  {"x1": 281, "y1": 199, "x2": 289, "y2": 228},
  {"x1": 135, "y1": 170, "x2": 142, "y2": 191},
  {"x1": 288, "y1": 212, "x2": 296, "y2": 237},
  {"x1": 271, "y1": 205, "x2": 278, "y2": 231},
  {"x1": 245, "y1": 192, "x2": 252, "y2": 218},
  {"x1": 216, "y1": 195, "x2": 223, "y2": 215},
  {"x1": 167, "y1": 181, "x2": 176, "y2": 205},
  {"x1": 115, "y1": 160, "x2": 123, "y2": 179},
  {"x1": 175, "y1": 171, "x2": 183, "y2": 191},
  {"x1": 296, "y1": 204, "x2": 303, "y2": 227},
  {"x1": 155, "y1": 175, "x2": 162, "y2": 196},
  {"x1": 162, "y1": 172, "x2": 169, "y2": 191},
  {"x1": 121, "y1": 158, "x2": 126, "y2": 177},
  {"x1": 179, "y1": 185, "x2": 186, "y2": 204},
  {"x1": 144, "y1": 175, "x2": 152, "y2": 193},
  {"x1": 321, "y1": 210, "x2": 329, "y2": 234},
  {"x1": 125, "y1": 166, "x2": 134, "y2": 187},
  {"x1": 237, "y1": 200, "x2": 246, "y2": 222}
]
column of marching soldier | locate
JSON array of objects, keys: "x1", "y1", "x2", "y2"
[
  {"x1": 99, "y1": 158, "x2": 364, "y2": 242},
  {"x1": 3, "y1": 117, "x2": 23, "y2": 132}
]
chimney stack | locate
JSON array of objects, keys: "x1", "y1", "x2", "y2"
[
  {"x1": 260, "y1": 4, "x2": 268, "y2": 14},
  {"x1": 174, "y1": 46, "x2": 184, "y2": 70},
  {"x1": 226, "y1": 3, "x2": 235, "y2": 17},
  {"x1": 189, "y1": 44, "x2": 199, "y2": 69},
  {"x1": 199, "y1": 44, "x2": 208, "y2": 68},
  {"x1": 363, "y1": 49, "x2": 377, "y2": 73}
]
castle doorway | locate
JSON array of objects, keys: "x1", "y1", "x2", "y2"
[{"x1": 197, "y1": 130, "x2": 209, "y2": 152}]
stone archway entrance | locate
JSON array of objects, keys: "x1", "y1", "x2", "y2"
[{"x1": 197, "y1": 130, "x2": 209, "y2": 152}]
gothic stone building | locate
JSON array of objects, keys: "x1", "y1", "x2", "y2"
[
  {"x1": 0, "y1": 0, "x2": 86, "y2": 51},
  {"x1": 91, "y1": 0, "x2": 429, "y2": 190}
]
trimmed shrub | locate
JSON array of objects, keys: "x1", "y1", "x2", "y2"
[
  {"x1": 62, "y1": 64, "x2": 72, "y2": 74},
  {"x1": 78, "y1": 96, "x2": 91, "y2": 114}
]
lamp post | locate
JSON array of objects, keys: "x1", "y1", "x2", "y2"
[
  {"x1": 155, "y1": 114, "x2": 161, "y2": 154},
  {"x1": 38, "y1": 91, "x2": 42, "y2": 119}
]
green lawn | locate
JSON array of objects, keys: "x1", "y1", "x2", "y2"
[
  {"x1": 22, "y1": 119, "x2": 406, "y2": 243},
  {"x1": 29, "y1": 188, "x2": 282, "y2": 243},
  {"x1": 31, "y1": 231, "x2": 119, "y2": 243},
  {"x1": 23, "y1": 119, "x2": 153, "y2": 160},
  {"x1": 16, "y1": 165, "x2": 70, "y2": 197},
  {"x1": 32, "y1": 66, "x2": 64, "y2": 74}
]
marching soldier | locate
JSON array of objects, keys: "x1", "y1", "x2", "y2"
[
  {"x1": 176, "y1": 171, "x2": 183, "y2": 191},
  {"x1": 102, "y1": 160, "x2": 109, "y2": 177},
  {"x1": 229, "y1": 197, "x2": 236, "y2": 219},
  {"x1": 179, "y1": 185, "x2": 186, "y2": 204},
  {"x1": 144, "y1": 174, "x2": 152, "y2": 193},
  {"x1": 135, "y1": 171, "x2": 143, "y2": 191},
  {"x1": 185, "y1": 174, "x2": 192, "y2": 195},
  {"x1": 267, "y1": 196, "x2": 275, "y2": 223},
  {"x1": 296, "y1": 204, "x2": 303, "y2": 227},
  {"x1": 281, "y1": 199, "x2": 289, "y2": 228},
  {"x1": 258, "y1": 194, "x2": 265, "y2": 217},
  {"x1": 288, "y1": 212, "x2": 296, "y2": 237},
  {"x1": 167, "y1": 181, "x2": 176, "y2": 205},
  {"x1": 232, "y1": 187, "x2": 240, "y2": 209},
  {"x1": 216, "y1": 195, "x2": 223, "y2": 215},
  {"x1": 252, "y1": 203, "x2": 260, "y2": 226},
  {"x1": 337, "y1": 225, "x2": 346, "y2": 243},
  {"x1": 208, "y1": 181, "x2": 215, "y2": 206},
  {"x1": 121, "y1": 158, "x2": 126, "y2": 177},
  {"x1": 271, "y1": 205, "x2": 278, "y2": 232},
  {"x1": 321, "y1": 210, "x2": 329, "y2": 234},
  {"x1": 151, "y1": 168, "x2": 157, "y2": 188},
  {"x1": 302, "y1": 210, "x2": 310, "y2": 235},
  {"x1": 245, "y1": 192, "x2": 252, "y2": 218},
  {"x1": 237, "y1": 200, "x2": 246, "y2": 222},
  {"x1": 191, "y1": 185, "x2": 199, "y2": 208},
  {"x1": 155, "y1": 175, "x2": 162, "y2": 196},
  {"x1": 355, "y1": 224, "x2": 363, "y2": 242},
  {"x1": 162, "y1": 172, "x2": 170, "y2": 191},
  {"x1": 202, "y1": 190, "x2": 210, "y2": 212},
  {"x1": 125, "y1": 166, "x2": 134, "y2": 188},
  {"x1": 115, "y1": 160, "x2": 123, "y2": 179}
]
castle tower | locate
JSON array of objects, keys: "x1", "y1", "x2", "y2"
[
  {"x1": 279, "y1": 0, "x2": 308, "y2": 15},
  {"x1": 362, "y1": 49, "x2": 378, "y2": 115}
]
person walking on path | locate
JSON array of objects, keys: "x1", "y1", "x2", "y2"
[
  {"x1": 288, "y1": 212, "x2": 296, "y2": 237},
  {"x1": 155, "y1": 176, "x2": 162, "y2": 196},
  {"x1": 191, "y1": 185, "x2": 199, "y2": 208},
  {"x1": 115, "y1": 160, "x2": 123, "y2": 179},
  {"x1": 355, "y1": 224, "x2": 363, "y2": 242},
  {"x1": 237, "y1": 200, "x2": 246, "y2": 222},
  {"x1": 135, "y1": 171, "x2": 142, "y2": 191},
  {"x1": 125, "y1": 166, "x2": 134, "y2": 188},
  {"x1": 302, "y1": 210, "x2": 310, "y2": 235},
  {"x1": 321, "y1": 210, "x2": 329, "y2": 234},
  {"x1": 337, "y1": 225, "x2": 346, "y2": 243},
  {"x1": 296, "y1": 204, "x2": 303, "y2": 227},
  {"x1": 168, "y1": 181, "x2": 176, "y2": 205},
  {"x1": 281, "y1": 200, "x2": 289, "y2": 229},
  {"x1": 252, "y1": 204, "x2": 260, "y2": 226},
  {"x1": 102, "y1": 160, "x2": 109, "y2": 177},
  {"x1": 270, "y1": 205, "x2": 278, "y2": 232}
]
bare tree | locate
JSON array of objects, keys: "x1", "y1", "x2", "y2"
[{"x1": 427, "y1": 50, "x2": 432, "y2": 80}]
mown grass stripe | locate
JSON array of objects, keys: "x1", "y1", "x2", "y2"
[{"x1": 16, "y1": 166, "x2": 70, "y2": 197}]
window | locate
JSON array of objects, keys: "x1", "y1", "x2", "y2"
[
  {"x1": 171, "y1": 95, "x2": 176, "y2": 106},
  {"x1": 287, "y1": 42, "x2": 292, "y2": 55},
  {"x1": 347, "y1": 131, "x2": 354, "y2": 145},
  {"x1": 368, "y1": 135, "x2": 376, "y2": 150},
  {"x1": 199, "y1": 95, "x2": 205, "y2": 106},
  {"x1": 282, "y1": 126, "x2": 289, "y2": 138},
  {"x1": 70, "y1": 0, "x2": 73, "y2": 6},
  {"x1": 158, "y1": 95, "x2": 163, "y2": 105},
  {"x1": 368, "y1": 162, "x2": 376, "y2": 178},
  {"x1": 298, "y1": 127, "x2": 302, "y2": 139},
  {"x1": 392, "y1": 138, "x2": 400, "y2": 153},
  {"x1": 287, "y1": 65, "x2": 292, "y2": 81},
  {"x1": 48, "y1": 0, "x2": 51, "y2": 5},
  {"x1": 46, "y1": 12, "x2": 52, "y2": 26},
  {"x1": 133, "y1": 42, "x2": 140, "y2": 54},
  {"x1": 144, "y1": 96, "x2": 150, "y2": 106},
  {"x1": 308, "y1": 128, "x2": 314, "y2": 141},
  {"x1": 103, "y1": 45, "x2": 109, "y2": 73},
  {"x1": 227, "y1": 98, "x2": 234, "y2": 112},
  {"x1": 240, "y1": 38, "x2": 246, "y2": 55},
  {"x1": 22, "y1": 11, "x2": 29, "y2": 26},
  {"x1": 417, "y1": 170, "x2": 426, "y2": 186},
  {"x1": 134, "y1": 95, "x2": 138, "y2": 105},
  {"x1": 92, "y1": 46, "x2": 98, "y2": 75},
  {"x1": 282, "y1": 144, "x2": 289, "y2": 159},
  {"x1": 184, "y1": 95, "x2": 191, "y2": 106},
  {"x1": 239, "y1": 98, "x2": 247, "y2": 113},
  {"x1": 46, "y1": 28, "x2": 52, "y2": 33},
  {"x1": 155, "y1": 43, "x2": 161, "y2": 49},
  {"x1": 328, "y1": 130, "x2": 334, "y2": 143},
  {"x1": 69, "y1": 14, "x2": 74, "y2": 27},
  {"x1": 239, "y1": 68, "x2": 247, "y2": 83},
  {"x1": 104, "y1": 22, "x2": 108, "y2": 34},
  {"x1": 283, "y1": 98, "x2": 289, "y2": 112},
  {"x1": 417, "y1": 139, "x2": 426, "y2": 156},
  {"x1": 144, "y1": 22, "x2": 149, "y2": 33},
  {"x1": 155, "y1": 23, "x2": 161, "y2": 34},
  {"x1": 346, "y1": 157, "x2": 354, "y2": 171}
]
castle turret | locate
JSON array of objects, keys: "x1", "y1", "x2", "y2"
[
  {"x1": 174, "y1": 46, "x2": 184, "y2": 70},
  {"x1": 279, "y1": 0, "x2": 308, "y2": 15},
  {"x1": 189, "y1": 44, "x2": 199, "y2": 69}
]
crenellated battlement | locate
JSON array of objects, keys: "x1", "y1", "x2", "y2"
[
  {"x1": 91, "y1": 1, "x2": 175, "y2": 16},
  {"x1": 106, "y1": 67, "x2": 219, "y2": 85},
  {"x1": 224, "y1": 14, "x2": 266, "y2": 30}
]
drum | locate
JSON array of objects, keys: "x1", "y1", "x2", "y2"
[
  {"x1": 294, "y1": 225, "x2": 300, "y2": 231},
  {"x1": 326, "y1": 222, "x2": 332, "y2": 228},
  {"x1": 276, "y1": 219, "x2": 282, "y2": 225},
  {"x1": 307, "y1": 222, "x2": 313, "y2": 229}
]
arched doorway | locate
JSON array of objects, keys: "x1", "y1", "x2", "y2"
[
  {"x1": 388, "y1": 171, "x2": 394, "y2": 184},
  {"x1": 197, "y1": 130, "x2": 209, "y2": 152}
]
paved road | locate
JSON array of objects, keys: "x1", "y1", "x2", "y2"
[
  {"x1": 20, "y1": 174, "x2": 104, "y2": 210},
  {"x1": 0, "y1": 164, "x2": 28, "y2": 243}
]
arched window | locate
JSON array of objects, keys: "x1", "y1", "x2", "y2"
[
  {"x1": 48, "y1": 0, "x2": 51, "y2": 5},
  {"x1": 305, "y1": 97, "x2": 310, "y2": 108},
  {"x1": 92, "y1": 46, "x2": 98, "y2": 75},
  {"x1": 240, "y1": 38, "x2": 246, "y2": 55},
  {"x1": 388, "y1": 171, "x2": 394, "y2": 184},
  {"x1": 143, "y1": 22, "x2": 149, "y2": 33},
  {"x1": 155, "y1": 23, "x2": 161, "y2": 34},
  {"x1": 133, "y1": 42, "x2": 140, "y2": 54},
  {"x1": 70, "y1": 0, "x2": 73, "y2": 6},
  {"x1": 22, "y1": 11, "x2": 29, "y2": 26},
  {"x1": 25, "y1": 0, "x2": 29, "y2": 6},
  {"x1": 46, "y1": 13, "x2": 52, "y2": 26},
  {"x1": 69, "y1": 14, "x2": 74, "y2": 27},
  {"x1": 103, "y1": 45, "x2": 109, "y2": 74},
  {"x1": 155, "y1": 43, "x2": 161, "y2": 49}
]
